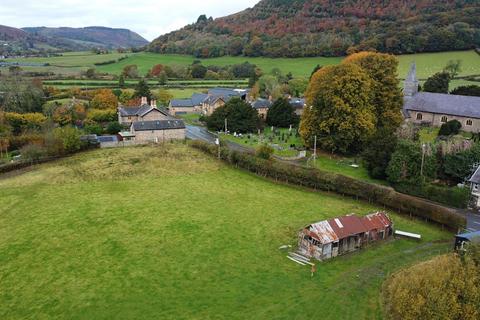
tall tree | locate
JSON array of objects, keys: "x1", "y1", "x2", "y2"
[
  {"x1": 0, "y1": 76, "x2": 45, "y2": 113},
  {"x1": 451, "y1": 85, "x2": 480, "y2": 97},
  {"x1": 362, "y1": 128, "x2": 398, "y2": 179},
  {"x1": 207, "y1": 97, "x2": 260, "y2": 133},
  {"x1": 300, "y1": 64, "x2": 376, "y2": 154},
  {"x1": 266, "y1": 98, "x2": 298, "y2": 128},
  {"x1": 423, "y1": 72, "x2": 450, "y2": 93},
  {"x1": 343, "y1": 52, "x2": 403, "y2": 131},
  {"x1": 133, "y1": 79, "x2": 152, "y2": 101}
]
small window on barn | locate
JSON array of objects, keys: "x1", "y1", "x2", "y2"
[
  {"x1": 128, "y1": 116, "x2": 132, "y2": 120},
  {"x1": 467, "y1": 119, "x2": 473, "y2": 126},
  {"x1": 416, "y1": 113, "x2": 423, "y2": 120},
  {"x1": 441, "y1": 116, "x2": 448, "y2": 123}
]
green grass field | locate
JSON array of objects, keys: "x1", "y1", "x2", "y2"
[
  {"x1": 0, "y1": 144, "x2": 452, "y2": 319},
  {"x1": 4, "y1": 50, "x2": 479, "y2": 79}
]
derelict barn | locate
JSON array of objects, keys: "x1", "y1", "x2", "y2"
[{"x1": 298, "y1": 212, "x2": 393, "y2": 261}]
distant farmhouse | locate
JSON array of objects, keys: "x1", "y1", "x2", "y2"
[
  {"x1": 298, "y1": 212, "x2": 393, "y2": 261},
  {"x1": 168, "y1": 87, "x2": 306, "y2": 119},
  {"x1": 118, "y1": 97, "x2": 185, "y2": 142},
  {"x1": 169, "y1": 88, "x2": 249, "y2": 116},
  {"x1": 403, "y1": 63, "x2": 480, "y2": 132}
]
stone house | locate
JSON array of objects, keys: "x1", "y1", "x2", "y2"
[
  {"x1": 118, "y1": 97, "x2": 170, "y2": 126},
  {"x1": 297, "y1": 212, "x2": 393, "y2": 261},
  {"x1": 251, "y1": 99, "x2": 273, "y2": 119},
  {"x1": 403, "y1": 63, "x2": 480, "y2": 132},
  {"x1": 168, "y1": 93, "x2": 208, "y2": 116},
  {"x1": 468, "y1": 166, "x2": 480, "y2": 208},
  {"x1": 130, "y1": 120, "x2": 186, "y2": 142}
]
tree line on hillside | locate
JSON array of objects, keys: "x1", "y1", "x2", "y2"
[{"x1": 148, "y1": 0, "x2": 480, "y2": 58}]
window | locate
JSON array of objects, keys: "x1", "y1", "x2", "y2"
[
  {"x1": 441, "y1": 116, "x2": 448, "y2": 123},
  {"x1": 416, "y1": 113, "x2": 423, "y2": 120},
  {"x1": 467, "y1": 119, "x2": 473, "y2": 126}
]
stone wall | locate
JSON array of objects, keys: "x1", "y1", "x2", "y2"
[
  {"x1": 409, "y1": 111, "x2": 480, "y2": 132},
  {"x1": 133, "y1": 129, "x2": 186, "y2": 142}
]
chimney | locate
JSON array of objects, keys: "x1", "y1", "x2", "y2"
[
  {"x1": 141, "y1": 97, "x2": 147, "y2": 105},
  {"x1": 151, "y1": 99, "x2": 157, "y2": 108},
  {"x1": 268, "y1": 95, "x2": 273, "y2": 102}
]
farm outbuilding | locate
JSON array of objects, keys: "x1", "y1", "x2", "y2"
[{"x1": 298, "y1": 212, "x2": 393, "y2": 261}]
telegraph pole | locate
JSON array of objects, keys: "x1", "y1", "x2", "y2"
[
  {"x1": 225, "y1": 118, "x2": 228, "y2": 134},
  {"x1": 420, "y1": 143, "x2": 426, "y2": 179},
  {"x1": 313, "y1": 135, "x2": 317, "y2": 163}
]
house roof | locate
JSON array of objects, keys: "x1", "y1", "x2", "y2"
[
  {"x1": 170, "y1": 99, "x2": 194, "y2": 108},
  {"x1": 119, "y1": 105, "x2": 170, "y2": 118},
  {"x1": 404, "y1": 92, "x2": 480, "y2": 119},
  {"x1": 252, "y1": 99, "x2": 272, "y2": 109},
  {"x1": 289, "y1": 98, "x2": 306, "y2": 109},
  {"x1": 97, "y1": 135, "x2": 118, "y2": 143},
  {"x1": 469, "y1": 166, "x2": 480, "y2": 184},
  {"x1": 191, "y1": 93, "x2": 209, "y2": 105},
  {"x1": 132, "y1": 120, "x2": 185, "y2": 131},
  {"x1": 204, "y1": 95, "x2": 225, "y2": 105}
]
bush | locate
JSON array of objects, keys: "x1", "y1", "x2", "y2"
[
  {"x1": 439, "y1": 120, "x2": 462, "y2": 136},
  {"x1": 53, "y1": 127, "x2": 85, "y2": 154},
  {"x1": 87, "y1": 109, "x2": 117, "y2": 122},
  {"x1": 105, "y1": 122, "x2": 123, "y2": 135},
  {"x1": 20, "y1": 144, "x2": 47, "y2": 161},
  {"x1": 256, "y1": 144, "x2": 274, "y2": 159},
  {"x1": 190, "y1": 140, "x2": 465, "y2": 229}
]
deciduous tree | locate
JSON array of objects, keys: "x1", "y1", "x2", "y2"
[
  {"x1": 266, "y1": 98, "x2": 298, "y2": 128},
  {"x1": 300, "y1": 64, "x2": 376, "y2": 153}
]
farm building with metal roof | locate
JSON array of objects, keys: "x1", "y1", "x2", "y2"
[{"x1": 298, "y1": 212, "x2": 393, "y2": 261}]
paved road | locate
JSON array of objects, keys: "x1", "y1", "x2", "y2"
[
  {"x1": 466, "y1": 211, "x2": 480, "y2": 232},
  {"x1": 186, "y1": 125, "x2": 216, "y2": 143}
]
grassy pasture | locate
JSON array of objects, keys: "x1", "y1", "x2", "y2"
[
  {"x1": 0, "y1": 144, "x2": 452, "y2": 319},
  {"x1": 4, "y1": 50, "x2": 479, "y2": 79}
]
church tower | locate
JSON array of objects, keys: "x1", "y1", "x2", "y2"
[{"x1": 404, "y1": 62, "x2": 419, "y2": 97}]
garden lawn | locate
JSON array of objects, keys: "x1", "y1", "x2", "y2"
[
  {"x1": 0, "y1": 144, "x2": 452, "y2": 319},
  {"x1": 311, "y1": 154, "x2": 388, "y2": 185}
]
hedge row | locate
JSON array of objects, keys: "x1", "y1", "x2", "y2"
[
  {"x1": 190, "y1": 140, "x2": 466, "y2": 230},
  {"x1": 395, "y1": 183, "x2": 470, "y2": 209},
  {"x1": 0, "y1": 156, "x2": 62, "y2": 175}
]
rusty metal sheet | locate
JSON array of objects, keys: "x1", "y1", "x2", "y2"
[
  {"x1": 328, "y1": 214, "x2": 367, "y2": 239},
  {"x1": 307, "y1": 220, "x2": 338, "y2": 244},
  {"x1": 361, "y1": 212, "x2": 392, "y2": 231}
]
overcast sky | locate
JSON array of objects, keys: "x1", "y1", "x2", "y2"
[{"x1": 0, "y1": 0, "x2": 260, "y2": 41}]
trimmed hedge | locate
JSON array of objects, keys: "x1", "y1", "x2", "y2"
[
  {"x1": 395, "y1": 183, "x2": 470, "y2": 209},
  {"x1": 190, "y1": 140, "x2": 466, "y2": 230}
]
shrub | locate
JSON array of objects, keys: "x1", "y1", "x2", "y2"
[
  {"x1": 87, "y1": 109, "x2": 117, "y2": 122},
  {"x1": 438, "y1": 120, "x2": 462, "y2": 136},
  {"x1": 105, "y1": 122, "x2": 123, "y2": 135},
  {"x1": 20, "y1": 144, "x2": 47, "y2": 161},
  {"x1": 53, "y1": 126, "x2": 85, "y2": 154},
  {"x1": 256, "y1": 144, "x2": 274, "y2": 159}
]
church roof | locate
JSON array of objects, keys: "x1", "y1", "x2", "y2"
[{"x1": 404, "y1": 92, "x2": 480, "y2": 119}]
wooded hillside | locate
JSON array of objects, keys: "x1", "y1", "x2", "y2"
[{"x1": 148, "y1": 0, "x2": 480, "y2": 58}]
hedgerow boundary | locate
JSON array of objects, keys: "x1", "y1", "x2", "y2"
[{"x1": 190, "y1": 140, "x2": 466, "y2": 230}]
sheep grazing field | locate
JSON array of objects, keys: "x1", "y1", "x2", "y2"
[{"x1": 0, "y1": 144, "x2": 451, "y2": 319}]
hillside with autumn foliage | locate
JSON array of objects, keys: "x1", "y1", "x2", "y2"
[{"x1": 148, "y1": 0, "x2": 480, "y2": 58}]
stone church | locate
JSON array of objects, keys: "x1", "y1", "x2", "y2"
[{"x1": 403, "y1": 63, "x2": 480, "y2": 132}]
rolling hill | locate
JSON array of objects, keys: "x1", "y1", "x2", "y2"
[
  {"x1": 148, "y1": 0, "x2": 480, "y2": 58},
  {"x1": 0, "y1": 25, "x2": 148, "y2": 56}
]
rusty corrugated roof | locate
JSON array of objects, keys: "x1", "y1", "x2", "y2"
[
  {"x1": 307, "y1": 220, "x2": 338, "y2": 244},
  {"x1": 360, "y1": 212, "x2": 392, "y2": 231},
  {"x1": 328, "y1": 214, "x2": 367, "y2": 239}
]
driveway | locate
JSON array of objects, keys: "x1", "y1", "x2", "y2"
[{"x1": 186, "y1": 125, "x2": 216, "y2": 144}]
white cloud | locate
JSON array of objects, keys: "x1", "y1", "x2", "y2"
[{"x1": 0, "y1": 0, "x2": 260, "y2": 40}]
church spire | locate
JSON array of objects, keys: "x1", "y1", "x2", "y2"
[{"x1": 404, "y1": 62, "x2": 419, "y2": 97}]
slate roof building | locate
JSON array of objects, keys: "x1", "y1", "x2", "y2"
[
  {"x1": 130, "y1": 119, "x2": 186, "y2": 142},
  {"x1": 298, "y1": 212, "x2": 393, "y2": 261},
  {"x1": 118, "y1": 97, "x2": 170, "y2": 125},
  {"x1": 118, "y1": 97, "x2": 185, "y2": 142},
  {"x1": 468, "y1": 166, "x2": 480, "y2": 208},
  {"x1": 403, "y1": 63, "x2": 480, "y2": 132},
  {"x1": 251, "y1": 98, "x2": 273, "y2": 119}
]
